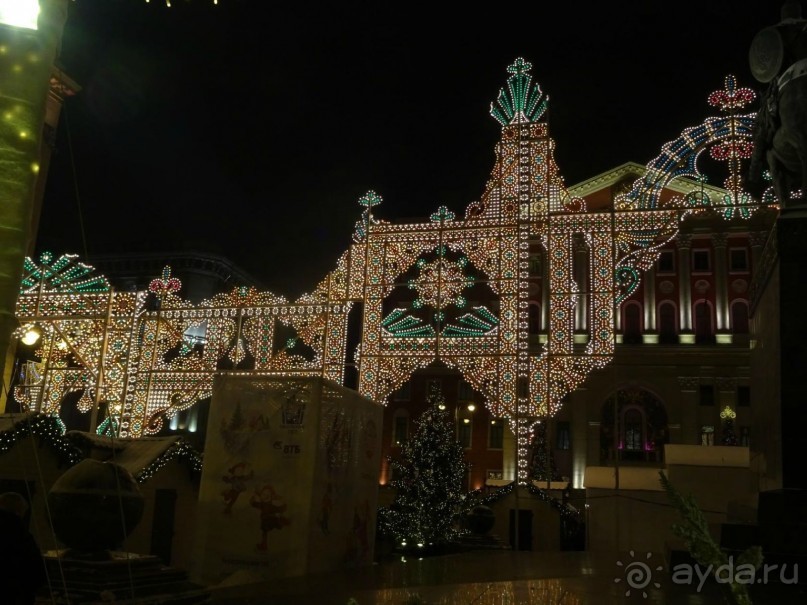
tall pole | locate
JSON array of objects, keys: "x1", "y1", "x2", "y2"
[{"x1": 0, "y1": 0, "x2": 69, "y2": 410}]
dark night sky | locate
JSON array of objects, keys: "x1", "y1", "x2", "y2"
[{"x1": 38, "y1": 0, "x2": 781, "y2": 297}]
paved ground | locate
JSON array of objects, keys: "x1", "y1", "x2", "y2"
[{"x1": 208, "y1": 550, "x2": 806, "y2": 604}]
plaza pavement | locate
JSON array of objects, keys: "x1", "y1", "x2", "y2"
[{"x1": 208, "y1": 550, "x2": 806, "y2": 604}]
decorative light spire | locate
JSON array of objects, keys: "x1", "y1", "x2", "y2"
[{"x1": 490, "y1": 57, "x2": 548, "y2": 126}]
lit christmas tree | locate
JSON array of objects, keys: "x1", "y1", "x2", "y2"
[
  {"x1": 384, "y1": 384, "x2": 468, "y2": 548},
  {"x1": 529, "y1": 422, "x2": 561, "y2": 482},
  {"x1": 720, "y1": 406, "x2": 738, "y2": 446}
]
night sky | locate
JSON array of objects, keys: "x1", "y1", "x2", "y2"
[{"x1": 38, "y1": 0, "x2": 780, "y2": 297}]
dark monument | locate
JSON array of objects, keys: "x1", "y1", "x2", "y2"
[
  {"x1": 744, "y1": 0, "x2": 807, "y2": 578},
  {"x1": 750, "y1": 0, "x2": 807, "y2": 206},
  {"x1": 43, "y1": 460, "x2": 209, "y2": 604}
]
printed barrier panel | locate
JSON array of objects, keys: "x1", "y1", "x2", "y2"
[{"x1": 192, "y1": 375, "x2": 382, "y2": 585}]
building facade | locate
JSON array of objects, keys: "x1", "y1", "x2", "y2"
[{"x1": 380, "y1": 162, "x2": 775, "y2": 492}]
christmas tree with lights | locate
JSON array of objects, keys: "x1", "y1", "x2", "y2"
[
  {"x1": 720, "y1": 406, "x2": 738, "y2": 446},
  {"x1": 530, "y1": 422, "x2": 561, "y2": 482},
  {"x1": 385, "y1": 384, "x2": 468, "y2": 549}
]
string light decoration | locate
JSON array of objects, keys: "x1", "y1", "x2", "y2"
[
  {"x1": 143, "y1": 0, "x2": 221, "y2": 6},
  {"x1": 0, "y1": 414, "x2": 82, "y2": 467},
  {"x1": 468, "y1": 480, "x2": 582, "y2": 528},
  {"x1": 14, "y1": 61, "x2": 766, "y2": 483},
  {"x1": 720, "y1": 405, "x2": 739, "y2": 446},
  {"x1": 132, "y1": 439, "x2": 203, "y2": 483},
  {"x1": 19, "y1": 251, "x2": 110, "y2": 294}
]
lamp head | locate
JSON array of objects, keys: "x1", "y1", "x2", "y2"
[
  {"x1": 21, "y1": 326, "x2": 40, "y2": 346},
  {"x1": 0, "y1": 0, "x2": 39, "y2": 30}
]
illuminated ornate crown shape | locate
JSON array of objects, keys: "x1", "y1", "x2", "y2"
[
  {"x1": 490, "y1": 58, "x2": 549, "y2": 126},
  {"x1": 467, "y1": 60, "x2": 567, "y2": 221}
]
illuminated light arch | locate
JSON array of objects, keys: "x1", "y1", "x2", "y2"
[{"x1": 14, "y1": 61, "x2": 769, "y2": 482}]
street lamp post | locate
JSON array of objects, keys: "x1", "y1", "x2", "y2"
[{"x1": 0, "y1": 0, "x2": 68, "y2": 410}]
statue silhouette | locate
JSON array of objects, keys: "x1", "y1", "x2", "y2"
[{"x1": 750, "y1": 1, "x2": 807, "y2": 207}]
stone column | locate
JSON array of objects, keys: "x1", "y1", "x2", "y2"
[
  {"x1": 503, "y1": 423, "x2": 516, "y2": 481},
  {"x1": 678, "y1": 376, "x2": 700, "y2": 445},
  {"x1": 713, "y1": 232, "x2": 729, "y2": 333},
  {"x1": 677, "y1": 233, "x2": 693, "y2": 341},
  {"x1": 575, "y1": 236, "x2": 588, "y2": 336},
  {"x1": 749, "y1": 231, "x2": 767, "y2": 270},
  {"x1": 643, "y1": 266, "x2": 657, "y2": 343},
  {"x1": 772, "y1": 213, "x2": 807, "y2": 488},
  {"x1": 541, "y1": 249, "x2": 549, "y2": 338},
  {"x1": 570, "y1": 388, "x2": 588, "y2": 490}
]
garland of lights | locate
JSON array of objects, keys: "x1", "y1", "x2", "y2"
[
  {"x1": 14, "y1": 60, "x2": 767, "y2": 489},
  {"x1": 468, "y1": 481, "x2": 582, "y2": 524},
  {"x1": 0, "y1": 414, "x2": 82, "y2": 467},
  {"x1": 134, "y1": 440, "x2": 203, "y2": 483}
]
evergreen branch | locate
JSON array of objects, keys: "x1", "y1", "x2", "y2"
[{"x1": 659, "y1": 471, "x2": 760, "y2": 605}]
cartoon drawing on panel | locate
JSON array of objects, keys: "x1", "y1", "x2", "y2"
[
  {"x1": 345, "y1": 500, "x2": 370, "y2": 563},
  {"x1": 251, "y1": 484, "x2": 290, "y2": 551},
  {"x1": 325, "y1": 412, "x2": 352, "y2": 471},
  {"x1": 220, "y1": 400, "x2": 251, "y2": 457},
  {"x1": 221, "y1": 462, "x2": 254, "y2": 514}
]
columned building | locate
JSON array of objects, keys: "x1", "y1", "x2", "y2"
[{"x1": 380, "y1": 162, "x2": 775, "y2": 492}]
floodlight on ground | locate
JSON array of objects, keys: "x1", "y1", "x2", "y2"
[{"x1": 0, "y1": 0, "x2": 39, "y2": 30}]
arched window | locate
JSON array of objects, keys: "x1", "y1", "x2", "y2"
[
  {"x1": 623, "y1": 407, "x2": 645, "y2": 451},
  {"x1": 694, "y1": 301, "x2": 715, "y2": 344},
  {"x1": 600, "y1": 388, "x2": 668, "y2": 463},
  {"x1": 658, "y1": 302, "x2": 677, "y2": 344},
  {"x1": 731, "y1": 300, "x2": 749, "y2": 334},
  {"x1": 623, "y1": 302, "x2": 642, "y2": 344}
]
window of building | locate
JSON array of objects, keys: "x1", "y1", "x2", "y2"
[
  {"x1": 556, "y1": 421, "x2": 571, "y2": 450},
  {"x1": 740, "y1": 426, "x2": 750, "y2": 447},
  {"x1": 693, "y1": 250, "x2": 711, "y2": 272},
  {"x1": 694, "y1": 301, "x2": 714, "y2": 344},
  {"x1": 699, "y1": 385, "x2": 714, "y2": 406},
  {"x1": 737, "y1": 385, "x2": 751, "y2": 407},
  {"x1": 393, "y1": 414, "x2": 408, "y2": 446},
  {"x1": 730, "y1": 248, "x2": 749, "y2": 272},
  {"x1": 458, "y1": 379, "x2": 473, "y2": 402},
  {"x1": 457, "y1": 417, "x2": 472, "y2": 448},
  {"x1": 657, "y1": 250, "x2": 675, "y2": 273},
  {"x1": 489, "y1": 418, "x2": 504, "y2": 449},
  {"x1": 731, "y1": 301, "x2": 749, "y2": 334},
  {"x1": 658, "y1": 302, "x2": 677, "y2": 344},
  {"x1": 623, "y1": 408, "x2": 644, "y2": 450},
  {"x1": 700, "y1": 425, "x2": 715, "y2": 446},
  {"x1": 622, "y1": 302, "x2": 642, "y2": 344},
  {"x1": 393, "y1": 381, "x2": 411, "y2": 401},
  {"x1": 529, "y1": 253, "x2": 542, "y2": 275}
]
